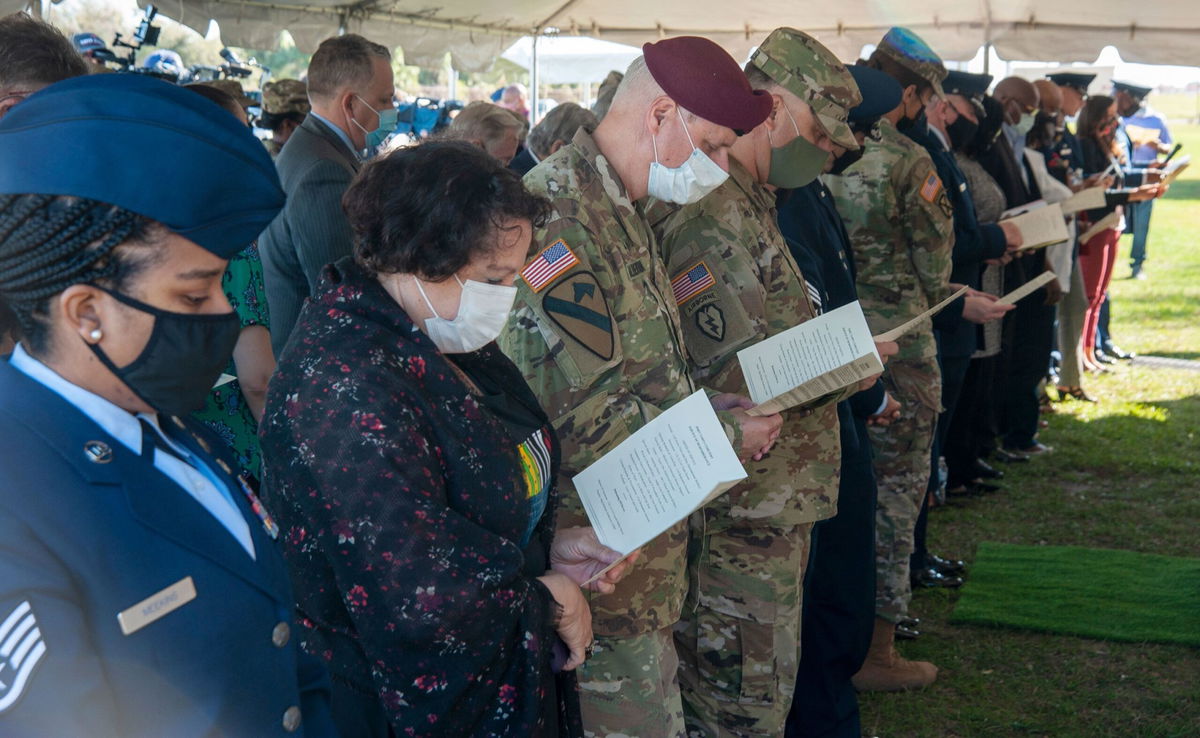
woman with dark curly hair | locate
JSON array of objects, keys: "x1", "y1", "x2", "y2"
[{"x1": 260, "y1": 140, "x2": 634, "y2": 738}]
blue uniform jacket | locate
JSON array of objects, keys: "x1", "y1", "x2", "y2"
[
  {"x1": 0, "y1": 359, "x2": 336, "y2": 737},
  {"x1": 903, "y1": 123, "x2": 1007, "y2": 359}
]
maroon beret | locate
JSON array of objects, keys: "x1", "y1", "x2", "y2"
[{"x1": 642, "y1": 36, "x2": 772, "y2": 135}]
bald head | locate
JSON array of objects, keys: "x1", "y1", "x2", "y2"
[
  {"x1": 994, "y1": 76, "x2": 1039, "y2": 126},
  {"x1": 1033, "y1": 80, "x2": 1062, "y2": 116},
  {"x1": 994, "y1": 77, "x2": 1039, "y2": 109}
]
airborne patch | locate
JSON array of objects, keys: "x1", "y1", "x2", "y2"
[
  {"x1": 543, "y1": 271, "x2": 614, "y2": 360},
  {"x1": 919, "y1": 171, "x2": 943, "y2": 203}
]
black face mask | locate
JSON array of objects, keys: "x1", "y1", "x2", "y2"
[
  {"x1": 88, "y1": 287, "x2": 241, "y2": 416},
  {"x1": 897, "y1": 105, "x2": 926, "y2": 133},
  {"x1": 947, "y1": 116, "x2": 980, "y2": 151},
  {"x1": 828, "y1": 145, "x2": 866, "y2": 175}
]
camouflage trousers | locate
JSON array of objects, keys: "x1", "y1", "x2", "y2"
[
  {"x1": 868, "y1": 394, "x2": 937, "y2": 623},
  {"x1": 674, "y1": 519, "x2": 814, "y2": 737},
  {"x1": 577, "y1": 627, "x2": 686, "y2": 738}
]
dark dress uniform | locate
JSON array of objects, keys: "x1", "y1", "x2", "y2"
[
  {"x1": 0, "y1": 360, "x2": 335, "y2": 736},
  {"x1": 777, "y1": 180, "x2": 884, "y2": 738},
  {"x1": 0, "y1": 74, "x2": 336, "y2": 736}
]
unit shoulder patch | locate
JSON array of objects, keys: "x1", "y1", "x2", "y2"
[{"x1": 543, "y1": 271, "x2": 614, "y2": 360}]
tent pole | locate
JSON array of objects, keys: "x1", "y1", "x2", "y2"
[
  {"x1": 983, "y1": 42, "x2": 992, "y2": 75},
  {"x1": 530, "y1": 34, "x2": 540, "y2": 125}
]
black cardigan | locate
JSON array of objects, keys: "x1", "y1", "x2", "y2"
[{"x1": 261, "y1": 257, "x2": 580, "y2": 737}]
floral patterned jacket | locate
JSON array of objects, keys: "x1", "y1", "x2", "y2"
[{"x1": 261, "y1": 257, "x2": 572, "y2": 736}]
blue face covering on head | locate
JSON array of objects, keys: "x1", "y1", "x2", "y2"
[{"x1": 352, "y1": 94, "x2": 398, "y2": 153}]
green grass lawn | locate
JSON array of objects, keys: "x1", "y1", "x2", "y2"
[{"x1": 857, "y1": 126, "x2": 1200, "y2": 737}]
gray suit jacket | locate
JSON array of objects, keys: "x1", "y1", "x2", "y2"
[{"x1": 259, "y1": 115, "x2": 361, "y2": 355}]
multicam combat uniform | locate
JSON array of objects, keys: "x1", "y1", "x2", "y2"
[
  {"x1": 499, "y1": 127, "x2": 741, "y2": 738},
  {"x1": 649, "y1": 157, "x2": 846, "y2": 736},
  {"x1": 824, "y1": 118, "x2": 953, "y2": 624}
]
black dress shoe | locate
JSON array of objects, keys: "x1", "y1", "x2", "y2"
[
  {"x1": 895, "y1": 621, "x2": 921, "y2": 640},
  {"x1": 911, "y1": 567, "x2": 964, "y2": 589},
  {"x1": 928, "y1": 553, "x2": 966, "y2": 576},
  {"x1": 1094, "y1": 350, "x2": 1115, "y2": 365},
  {"x1": 899, "y1": 616, "x2": 921, "y2": 629},
  {"x1": 973, "y1": 459, "x2": 1004, "y2": 479},
  {"x1": 992, "y1": 448, "x2": 1030, "y2": 464},
  {"x1": 948, "y1": 480, "x2": 1002, "y2": 497},
  {"x1": 1103, "y1": 341, "x2": 1135, "y2": 360}
]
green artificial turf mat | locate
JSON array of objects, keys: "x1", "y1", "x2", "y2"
[{"x1": 950, "y1": 542, "x2": 1200, "y2": 646}]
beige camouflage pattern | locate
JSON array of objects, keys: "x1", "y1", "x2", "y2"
[
  {"x1": 747, "y1": 27, "x2": 862, "y2": 149},
  {"x1": 823, "y1": 118, "x2": 952, "y2": 412},
  {"x1": 649, "y1": 159, "x2": 843, "y2": 736},
  {"x1": 262, "y1": 78, "x2": 310, "y2": 116},
  {"x1": 674, "y1": 520, "x2": 812, "y2": 738},
  {"x1": 579, "y1": 628, "x2": 686, "y2": 738},
  {"x1": 868, "y1": 394, "x2": 937, "y2": 623},
  {"x1": 500, "y1": 127, "x2": 741, "y2": 738},
  {"x1": 650, "y1": 159, "x2": 843, "y2": 527},
  {"x1": 825, "y1": 117, "x2": 951, "y2": 625}
]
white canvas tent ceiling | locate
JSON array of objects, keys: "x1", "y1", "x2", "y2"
[
  {"x1": 16, "y1": 0, "x2": 1200, "y2": 71},
  {"x1": 501, "y1": 36, "x2": 640, "y2": 84}
]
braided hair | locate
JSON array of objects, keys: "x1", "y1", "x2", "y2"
[{"x1": 0, "y1": 194, "x2": 161, "y2": 353}]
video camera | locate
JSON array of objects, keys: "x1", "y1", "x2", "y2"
[{"x1": 111, "y1": 4, "x2": 162, "y2": 71}]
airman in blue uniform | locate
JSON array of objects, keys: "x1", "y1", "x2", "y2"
[{"x1": 0, "y1": 74, "x2": 335, "y2": 736}]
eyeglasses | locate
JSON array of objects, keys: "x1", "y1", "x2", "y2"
[{"x1": 0, "y1": 91, "x2": 33, "y2": 107}]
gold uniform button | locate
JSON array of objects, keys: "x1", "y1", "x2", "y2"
[
  {"x1": 282, "y1": 706, "x2": 302, "y2": 733},
  {"x1": 272, "y1": 622, "x2": 290, "y2": 648}
]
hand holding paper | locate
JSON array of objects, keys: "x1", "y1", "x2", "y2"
[
  {"x1": 872, "y1": 285, "x2": 970, "y2": 342},
  {"x1": 1001, "y1": 202, "x2": 1070, "y2": 251},
  {"x1": 551, "y1": 527, "x2": 640, "y2": 594}
]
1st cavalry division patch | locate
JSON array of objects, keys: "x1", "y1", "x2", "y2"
[
  {"x1": 521, "y1": 239, "x2": 579, "y2": 293},
  {"x1": 543, "y1": 271, "x2": 614, "y2": 360}
]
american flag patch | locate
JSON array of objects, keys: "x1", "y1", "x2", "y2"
[
  {"x1": 919, "y1": 171, "x2": 943, "y2": 203},
  {"x1": 521, "y1": 240, "x2": 579, "y2": 292},
  {"x1": 672, "y1": 262, "x2": 716, "y2": 305}
]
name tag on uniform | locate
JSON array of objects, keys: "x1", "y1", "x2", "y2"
[{"x1": 117, "y1": 577, "x2": 196, "y2": 636}]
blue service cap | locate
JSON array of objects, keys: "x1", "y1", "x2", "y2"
[
  {"x1": 0, "y1": 74, "x2": 284, "y2": 259},
  {"x1": 1111, "y1": 80, "x2": 1152, "y2": 99},
  {"x1": 1046, "y1": 72, "x2": 1095, "y2": 93},
  {"x1": 847, "y1": 64, "x2": 903, "y2": 125},
  {"x1": 944, "y1": 70, "x2": 993, "y2": 115}
]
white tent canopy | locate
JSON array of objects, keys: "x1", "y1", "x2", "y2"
[
  {"x1": 501, "y1": 36, "x2": 640, "y2": 85},
  {"x1": 16, "y1": 0, "x2": 1200, "y2": 71}
]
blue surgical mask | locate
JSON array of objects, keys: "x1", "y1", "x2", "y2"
[
  {"x1": 352, "y1": 94, "x2": 398, "y2": 153},
  {"x1": 647, "y1": 108, "x2": 729, "y2": 205}
]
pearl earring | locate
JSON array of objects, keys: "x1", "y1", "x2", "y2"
[{"x1": 89, "y1": 328, "x2": 103, "y2": 341}]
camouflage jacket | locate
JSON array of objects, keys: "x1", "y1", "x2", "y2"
[
  {"x1": 648, "y1": 160, "x2": 843, "y2": 526},
  {"x1": 499, "y1": 128, "x2": 738, "y2": 638},
  {"x1": 823, "y1": 119, "x2": 953, "y2": 410}
]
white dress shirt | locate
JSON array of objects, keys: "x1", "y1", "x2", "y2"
[{"x1": 10, "y1": 344, "x2": 255, "y2": 558}]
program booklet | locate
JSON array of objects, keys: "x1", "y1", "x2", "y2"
[
  {"x1": 574, "y1": 390, "x2": 748, "y2": 561},
  {"x1": 1000, "y1": 201, "x2": 1070, "y2": 251},
  {"x1": 737, "y1": 301, "x2": 883, "y2": 417}
]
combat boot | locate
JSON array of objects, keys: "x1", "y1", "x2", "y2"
[{"x1": 851, "y1": 617, "x2": 938, "y2": 692}]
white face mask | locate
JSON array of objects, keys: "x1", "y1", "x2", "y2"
[
  {"x1": 412, "y1": 275, "x2": 517, "y2": 354},
  {"x1": 1014, "y1": 111, "x2": 1037, "y2": 136},
  {"x1": 647, "y1": 107, "x2": 729, "y2": 204}
]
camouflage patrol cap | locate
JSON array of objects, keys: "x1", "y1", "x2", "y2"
[
  {"x1": 875, "y1": 27, "x2": 947, "y2": 99},
  {"x1": 262, "y1": 79, "x2": 310, "y2": 116},
  {"x1": 748, "y1": 27, "x2": 862, "y2": 149},
  {"x1": 208, "y1": 79, "x2": 256, "y2": 109}
]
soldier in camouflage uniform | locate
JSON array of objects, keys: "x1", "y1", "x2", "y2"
[
  {"x1": 647, "y1": 28, "x2": 865, "y2": 737},
  {"x1": 823, "y1": 27, "x2": 954, "y2": 692},
  {"x1": 259, "y1": 79, "x2": 311, "y2": 155},
  {"x1": 498, "y1": 37, "x2": 778, "y2": 738}
]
